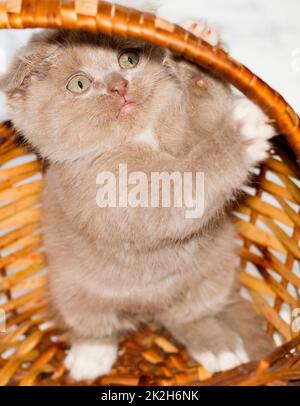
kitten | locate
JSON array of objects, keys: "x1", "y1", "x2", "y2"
[{"x1": 1, "y1": 22, "x2": 274, "y2": 381}]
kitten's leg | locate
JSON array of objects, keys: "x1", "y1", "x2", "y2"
[
  {"x1": 160, "y1": 299, "x2": 271, "y2": 373},
  {"x1": 64, "y1": 336, "x2": 118, "y2": 381},
  {"x1": 233, "y1": 97, "x2": 276, "y2": 166},
  {"x1": 179, "y1": 20, "x2": 275, "y2": 164},
  {"x1": 218, "y1": 299, "x2": 272, "y2": 361},
  {"x1": 163, "y1": 20, "x2": 225, "y2": 82},
  {"x1": 164, "y1": 315, "x2": 249, "y2": 373},
  {"x1": 182, "y1": 17, "x2": 276, "y2": 165}
]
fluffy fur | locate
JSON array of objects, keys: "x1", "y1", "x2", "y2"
[{"x1": 1, "y1": 24, "x2": 274, "y2": 380}]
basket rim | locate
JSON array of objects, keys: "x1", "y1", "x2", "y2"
[{"x1": 0, "y1": 0, "x2": 299, "y2": 161}]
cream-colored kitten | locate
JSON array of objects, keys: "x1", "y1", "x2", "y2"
[{"x1": 1, "y1": 23, "x2": 274, "y2": 381}]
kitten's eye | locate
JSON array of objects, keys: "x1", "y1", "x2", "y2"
[
  {"x1": 67, "y1": 75, "x2": 91, "y2": 94},
  {"x1": 118, "y1": 51, "x2": 140, "y2": 69}
]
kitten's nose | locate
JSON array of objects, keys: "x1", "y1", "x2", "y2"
[{"x1": 107, "y1": 74, "x2": 128, "y2": 98}]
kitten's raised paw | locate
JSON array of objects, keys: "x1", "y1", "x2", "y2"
[
  {"x1": 234, "y1": 98, "x2": 276, "y2": 164},
  {"x1": 180, "y1": 19, "x2": 221, "y2": 47},
  {"x1": 64, "y1": 340, "x2": 118, "y2": 381},
  {"x1": 190, "y1": 343, "x2": 249, "y2": 374}
]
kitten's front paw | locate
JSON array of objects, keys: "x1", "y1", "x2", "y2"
[
  {"x1": 190, "y1": 342, "x2": 249, "y2": 374},
  {"x1": 64, "y1": 339, "x2": 118, "y2": 381},
  {"x1": 233, "y1": 98, "x2": 276, "y2": 165},
  {"x1": 180, "y1": 19, "x2": 222, "y2": 48}
]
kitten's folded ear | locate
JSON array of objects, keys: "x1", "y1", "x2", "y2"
[
  {"x1": 163, "y1": 51, "x2": 203, "y2": 84},
  {"x1": 0, "y1": 52, "x2": 37, "y2": 95},
  {"x1": 0, "y1": 32, "x2": 59, "y2": 97}
]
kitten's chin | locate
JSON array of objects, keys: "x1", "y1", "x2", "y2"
[{"x1": 116, "y1": 101, "x2": 137, "y2": 120}]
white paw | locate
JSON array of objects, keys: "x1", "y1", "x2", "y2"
[
  {"x1": 64, "y1": 340, "x2": 118, "y2": 381},
  {"x1": 233, "y1": 98, "x2": 276, "y2": 164},
  {"x1": 190, "y1": 344, "x2": 249, "y2": 374},
  {"x1": 181, "y1": 19, "x2": 220, "y2": 47}
]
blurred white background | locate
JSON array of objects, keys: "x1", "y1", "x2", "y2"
[{"x1": 0, "y1": 0, "x2": 299, "y2": 120}]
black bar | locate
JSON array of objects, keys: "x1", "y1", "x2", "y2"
[{"x1": 0, "y1": 386, "x2": 299, "y2": 402}]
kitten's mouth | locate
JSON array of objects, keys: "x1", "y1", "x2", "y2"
[{"x1": 116, "y1": 97, "x2": 136, "y2": 119}]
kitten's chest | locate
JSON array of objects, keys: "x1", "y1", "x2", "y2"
[
  {"x1": 129, "y1": 125, "x2": 193, "y2": 158},
  {"x1": 130, "y1": 127, "x2": 160, "y2": 150}
]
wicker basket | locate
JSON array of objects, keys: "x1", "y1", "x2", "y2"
[{"x1": 0, "y1": 0, "x2": 300, "y2": 387}]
